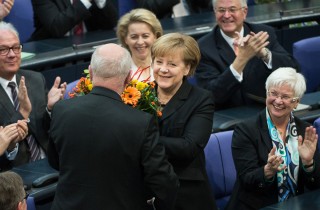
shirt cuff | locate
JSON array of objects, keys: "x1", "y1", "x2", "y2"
[
  {"x1": 6, "y1": 143, "x2": 19, "y2": 160},
  {"x1": 230, "y1": 64, "x2": 243, "y2": 82},
  {"x1": 94, "y1": 0, "x2": 106, "y2": 9},
  {"x1": 80, "y1": 0, "x2": 92, "y2": 9},
  {"x1": 46, "y1": 106, "x2": 52, "y2": 118},
  {"x1": 263, "y1": 51, "x2": 272, "y2": 69}
]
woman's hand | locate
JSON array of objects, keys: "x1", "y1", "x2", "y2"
[
  {"x1": 264, "y1": 146, "x2": 286, "y2": 180},
  {"x1": 298, "y1": 126, "x2": 318, "y2": 166}
]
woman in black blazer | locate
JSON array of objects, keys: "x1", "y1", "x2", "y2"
[
  {"x1": 226, "y1": 67, "x2": 320, "y2": 210},
  {"x1": 151, "y1": 33, "x2": 217, "y2": 210}
]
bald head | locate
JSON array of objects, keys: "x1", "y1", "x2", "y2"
[{"x1": 90, "y1": 43, "x2": 132, "y2": 80}]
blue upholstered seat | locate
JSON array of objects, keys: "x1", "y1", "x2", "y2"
[
  {"x1": 64, "y1": 79, "x2": 80, "y2": 99},
  {"x1": 204, "y1": 130, "x2": 236, "y2": 210},
  {"x1": 118, "y1": 0, "x2": 137, "y2": 17},
  {"x1": 26, "y1": 196, "x2": 36, "y2": 210},
  {"x1": 4, "y1": 0, "x2": 35, "y2": 43},
  {"x1": 314, "y1": 117, "x2": 320, "y2": 149},
  {"x1": 293, "y1": 36, "x2": 320, "y2": 93}
]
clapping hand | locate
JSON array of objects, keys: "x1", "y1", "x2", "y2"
[
  {"x1": 0, "y1": 120, "x2": 28, "y2": 155},
  {"x1": 18, "y1": 76, "x2": 32, "y2": 119},
  {"x1": 47, "y1": 76, "x2": 67, "y2": 111},
  {"x1": 0, "y1": 0, "x2": 14, "y2": 19},
  {"x1": 298, "y1": 126, "x2": 318, "y2": 166},
  {"x1": 264, "y1": 146, "x2": 286, "y2": 180}
]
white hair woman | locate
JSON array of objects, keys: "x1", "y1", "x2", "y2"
[{"x1": 226, "y1": 67, "x2": 320, "y2": 210}]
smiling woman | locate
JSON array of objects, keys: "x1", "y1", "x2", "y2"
[
  {"x1": 150, "y1": 32, "x2": 217, "y2": 210},
  {"x1": 116, "y1": 8, "x2": 163, "y2": 82},
  {"x1": 226, "y1": 67, "x2": 320, "y2": 210}
]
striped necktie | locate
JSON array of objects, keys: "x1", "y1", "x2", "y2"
[{"x1": 8, "y1": 82, "x2": 41, "y2": 161}]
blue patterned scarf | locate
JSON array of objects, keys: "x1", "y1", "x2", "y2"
[{"x1": 266, "y1": 109, "x2": 299, "y2": 202}]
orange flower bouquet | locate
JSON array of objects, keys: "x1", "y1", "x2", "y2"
[
  {"x1": 68, "y1": 69, "x2": 93, "y2": 98},
  {"x1": 68, "y1": 70, "x2": 162, "y2": 117},
  {"x1": 122, "y1": 79, "x2": 162, "y2": 117}
]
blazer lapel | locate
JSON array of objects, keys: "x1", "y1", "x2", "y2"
[
  {"x1": 214, "y1": 27, "x2": 236, "y2": 65},
  {"x1": 258, "y1": 109, "x2": 273, "y2": 151},
  {"x1": 159, "y1": 80, "x2": 191, "y2": 122}
]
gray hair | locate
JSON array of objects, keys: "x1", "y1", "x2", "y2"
[
  {"x1": 0, "y1": 171, "x2": 25, "y2": 210},
  {"x1": 90, "y1": 45, "x2": 132, "y2": 80},
  {"x1": 212, "y1": 0, "x2": 247, "y2": 7},
  {"x1": 265, "y1": 67, "x2": 306, "y2": 99},
  {"x1": 0, "y1": 21, "x2": 20, "y2": 40}
]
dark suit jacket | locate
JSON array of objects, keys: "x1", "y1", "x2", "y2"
[
  {"x1": 157, "y1": 80, "x2": 217, "y2": 210},
  {"x1": 136, "y1": 0, "x2": 179, "y2": 19},
  {"x1": 196, "y1": 22, "x2": 299, "y2": 110},
  {"x1": 0, "y1": 70, "x2": 50, "y2": 170},
  {"x1": 30, "y1": 0, "x2": 118, "y2": 41},
  {"x1": 48, "y1": 86, "x2": 178, "y2": 210},
  {"x1": 226, "y1": 110, "x2": 320, "y2": 210}
]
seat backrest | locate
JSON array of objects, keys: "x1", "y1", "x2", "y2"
[
  {"x1": 64, "y1": 79, "x2": 80, "y2": 99},
  {"x1": 187, "y1": 76, "x2": 197, "y2": 86},
  {"x1": 215, "y1": 130, "x2": 236, "y2": 195},
  {"x1": 204, "y1": 134, "x2": 225, "y2": 198},
  {"x1": 314, "y1": 117, "x2": 320, "y2": 150},
  {"x1": 4, "y1": 0, "x2": 35, "y2": 43},
  {"x1": 118, "y1": 0, "x2": 137, "y2": 17},
  {"x1": 293, "y1": 36, "x2": 320, "y2": 93},
  {"x1": 26, "y1": 196, "x2": 36, "y2": 210},
  {"x1": 204, "y1": 130, "x2": 236, "y2": 210}
]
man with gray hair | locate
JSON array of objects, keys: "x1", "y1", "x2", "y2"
[
  {"x1": 196, "y1": 0, "x2": 299, "y2": 110},
  {"x1": 0, "y1": 21, "x2": 66, "y2": 170},
  {"x1": 48, "y1": 43, "x2": 179, "y2": 210}
]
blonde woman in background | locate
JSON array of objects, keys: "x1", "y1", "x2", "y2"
[{"x1": 117, "y1": 8, "x2": 163, "y2": 82}]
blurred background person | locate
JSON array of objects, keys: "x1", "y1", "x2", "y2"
[
  {"x1": 227, "y1": 67, "x2": 320, "y2": 210},
  {"x1": 0, "y1": 120, "x2": 28, "y2": 156},
  {"x1": 0, "y1": 171, "x2": 27, "y2": 210},
  {"x1": 0, "y1": 0, "x2": 14, "y2": 20},
  {"x1": 30, "y1": 0, "x2": 118, "y2": 41},
  {"x1": 152, "y1": 33, "x2": 217, "y2": 210},
  {"x1": 196, "y1": 0, "x2": 299, "y2": 110},
  {"x1": 117, "y1": 8, "x2": 162, "y2": 82}
]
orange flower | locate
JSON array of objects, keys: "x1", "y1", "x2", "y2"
[
  {"x1": 157, "y1": 110, "x2": 162, "y2": 117},
  {"x1": 122, "y1": 86, "x2": 141, "y2": 107}
]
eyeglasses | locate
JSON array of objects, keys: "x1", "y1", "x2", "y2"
[
  {"x1": 0, "y1": 45, "x2": 22, "y2": 56},
  {"x1": 215, "y1": 7, "x2": 244, "y2": 15},
  {"x1": 24, "y1": 191, "x2": 29, "y2": 200},
  {"x1": 267, "y1": 90, "x2": 299, "y2": 103}
]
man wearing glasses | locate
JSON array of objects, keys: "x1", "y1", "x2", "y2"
[
  {"x1": 195, "y1": 0, "x2": 299, "y2": 110},
  {"x1": 0, "y1": 171, "x2": 28, "y2": 210},
  {"x1": 0, "y1": 21, "x2": 66, "y2": 170}
]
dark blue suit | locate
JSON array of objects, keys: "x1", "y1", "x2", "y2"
[{"x1": 196, "y1": 22, "x2": 299, "y2": 110}]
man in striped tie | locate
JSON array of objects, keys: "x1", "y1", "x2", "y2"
[{"x1": 0, "y1": 21, "x2": 67, "y2": 170}]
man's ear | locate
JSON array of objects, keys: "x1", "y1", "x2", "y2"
[
  {"x1": 124, "y1": 70, "x2": 132, "y2": 85},
  {"x1": 89, "y1": 65, "x2": 93, "y2": 82},
  {"x1": 17, "y1": 200, "x2": 27, "y2": 210}
]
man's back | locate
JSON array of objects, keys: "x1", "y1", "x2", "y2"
[{"x1": 48, "y1": 87, "x2": 178, "y2": 210}]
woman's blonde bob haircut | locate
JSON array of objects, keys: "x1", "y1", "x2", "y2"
[
  {"x1": 151, "y1": 33, "x2": 201, "y2": 77},
  {"x1": 116, "y1": 8, "x2": 163, "y2": 51}
]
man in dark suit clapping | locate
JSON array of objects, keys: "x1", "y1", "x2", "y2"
[
  {"x1": 48, "y1": 43, "x2": 179, "y2": 210},
  {"x1": 0, "y1": 21, "x2": 66, "y2": 170}
]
